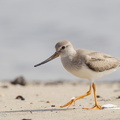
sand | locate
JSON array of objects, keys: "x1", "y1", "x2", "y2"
[{"x1": 0, "y1": 81, "x2": 120, "y2": 120}]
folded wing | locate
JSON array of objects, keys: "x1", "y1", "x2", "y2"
[{"x1": 85, "y1": 52, "x2": 120, "y2": 72}]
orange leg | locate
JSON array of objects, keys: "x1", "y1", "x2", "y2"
[
  {"x1": 60, "y1": 84, "x2": 92, "y2": 108},
  {"x1": 84, "y1": 83, "x2": 102, "y2": 110},
  {"x1": 60, "y1": 83, "x2": 102, "y2": 110}
]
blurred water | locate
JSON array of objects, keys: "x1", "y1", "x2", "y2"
[{"x1": 0, "y1": 0, "x2": 120, "y2": 81}]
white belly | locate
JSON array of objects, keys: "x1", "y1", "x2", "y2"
[
  {"x1": 61, "y1": 56, "x2": 118, "y2": 81},
  {"x1": 64, "y1": 65, "x2": 117, "y2": 81}
]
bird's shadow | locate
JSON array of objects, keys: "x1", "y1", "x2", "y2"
[{"x1": 0, "y1": 108, "x2": 75, "y2": 114}]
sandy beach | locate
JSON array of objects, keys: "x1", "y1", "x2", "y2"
[{"x1": 0, "y1": 80, "x2": 120, "y2": 120}]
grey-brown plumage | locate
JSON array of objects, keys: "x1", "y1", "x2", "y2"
[
  {"x1": 34, "y1": 40, "x2": 120, "y2": 110},
  {"x1": 35, "y1": 40, "x2": 120, "y2": 80},
  {"x1": 61, "y1": 47, "x2": 120, "y2": 72},
  {"x1": 85, "y1": 52, "x2": 120, "y2": 72}
]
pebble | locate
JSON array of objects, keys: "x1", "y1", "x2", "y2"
[
  {"x1": 16, "y1": 95, "x2": 25, "y2": 100},
  {"x1": 51, "y1": 105, "x2": 55, "y2": 107}
]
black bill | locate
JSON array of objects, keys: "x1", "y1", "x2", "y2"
[{"x1": 34, "y1": 52, "x2": 59, "y2": 67}]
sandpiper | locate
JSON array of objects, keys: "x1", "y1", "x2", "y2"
[{"x1": 34, "y1": 40, "x2": 120, "y2": 110}]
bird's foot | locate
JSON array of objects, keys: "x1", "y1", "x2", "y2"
[
  {"x1": 83, "y1": 104, "x2": 102, "y2": 110},
  {"x1": 60, "y1": 97, "x2": 76, "y2": 108}
]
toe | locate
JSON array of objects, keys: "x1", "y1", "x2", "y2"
[{"x1": 83, "y1": 105, "x2": 102, "y2": 110}]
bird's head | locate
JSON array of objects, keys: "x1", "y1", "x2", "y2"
[{"x1": 34, "y1": 40, "x2": 75, "y2": 67}]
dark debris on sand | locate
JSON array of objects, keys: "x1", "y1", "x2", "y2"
[
  {"x1": 44, "y1": 81, "x2": 64, "y2": 86},
  {"x1": 1, "y1": 85, "x2": 8, "y2": 88},
  {"x1": 22, "y1": 119, "x2": 32, "y2": 120},
  {"x1": 96, "y1": 95, "x2": 101, "y2": 98},
  {"x1": 116, "y1": 96, "x2": 120, "y2": 99},
  {"x1": 16, "y1": 95, "x2": 25, "y2": 100},
  {"x1": 51, "y1": 105, "x2": 55, "y2": 107},
  {"x1": 11, "y1": 76, "x2": 27, "y2": 86}
]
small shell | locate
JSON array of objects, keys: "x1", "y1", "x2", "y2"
[
  {"x1": 102, "y1": 104, "x2": 120, "y2": 109},
  {"x1": 70, "y1": 97, "x2": 75, "y2": 100}
]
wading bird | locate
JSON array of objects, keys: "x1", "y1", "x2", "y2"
[{"x1": 34, "y1": 40, "x2": 120, "y2": 110}]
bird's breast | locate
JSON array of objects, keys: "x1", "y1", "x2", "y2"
[{"x1": 61, "y1": 56, "x2": 82, "y2": 73}]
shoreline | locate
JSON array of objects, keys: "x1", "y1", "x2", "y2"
[{"x1": 0, "y1": 81, "x2": 120, "y2": 120}]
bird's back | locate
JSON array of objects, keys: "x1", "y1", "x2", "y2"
[{"x1": 61, "y1": 49, "x2": 120, "y2": 81}]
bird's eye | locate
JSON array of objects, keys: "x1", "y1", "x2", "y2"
[{"x1": 62, "y1": 46, "x2": 65, "y2": 49}]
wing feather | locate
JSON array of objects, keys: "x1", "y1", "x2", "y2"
[{"x1": 85, "y1": 52, "x2": 120, "y2": 72}]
